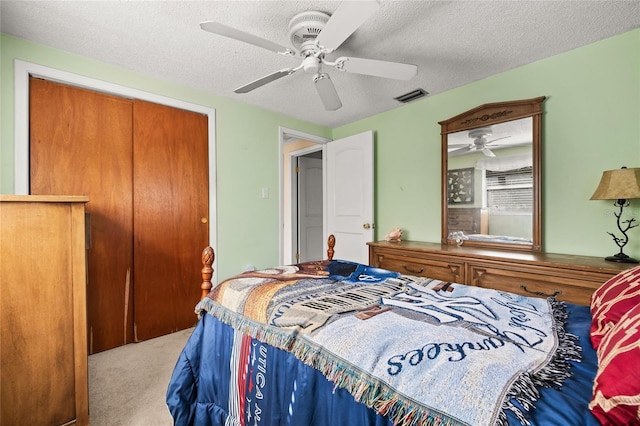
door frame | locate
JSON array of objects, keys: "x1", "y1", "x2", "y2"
[
  {"x1": 13, "y1": 60, "x2": 218, "y2": 280},
  {"x1": 278, "y1": 127, "x2": 331, "y2": 265},
  {"x1": 292, "y1": 147, "x2": 324, "y2": 264}
]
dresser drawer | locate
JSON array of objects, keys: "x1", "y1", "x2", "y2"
[
  {"x1": 371, "y1": 251, "x2": 464, "y2": 283},
  {"x1": 467, "y1": 263, "x2": 602, "y2": 305}
]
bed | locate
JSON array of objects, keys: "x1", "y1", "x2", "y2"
[{"x1": 167, "y1": 235, "x2": 640, "y2": 426}]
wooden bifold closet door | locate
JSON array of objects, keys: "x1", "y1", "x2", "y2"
[
  {"x1": 29, "y1": 78, "x2": 209, "y2": 353},
  {"x1": 132, "y1": 99, "x2": 209, "y2": 342}
]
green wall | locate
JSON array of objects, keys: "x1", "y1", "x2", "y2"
[
  {"x1": 0, "y1": 34, "x2": 331, "y2": 279},
  {"x1": 334, "y1": 28, "x2": 640, "y2": 260},
  {"x1": 2, "y1": 29, "x2": 639, "y2": 276}
]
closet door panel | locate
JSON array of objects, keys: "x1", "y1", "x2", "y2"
[
  {"x1": 132, "y1": 100, "x2": 209, "y2": 341},
  {"x1": 30, "y1": 78, "x2": 134, "y2": 353}
]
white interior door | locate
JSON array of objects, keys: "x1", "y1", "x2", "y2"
[
  {"x1": 325, "y1": 131, "x2": 374, "y2": 263},
  {"x1": 298, "y1": 155, "x2": 324, "y2": 262}
]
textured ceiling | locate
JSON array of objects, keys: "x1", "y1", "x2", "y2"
[{"x1": 1, "y1": 1, "x2": 639, "y2": 128}]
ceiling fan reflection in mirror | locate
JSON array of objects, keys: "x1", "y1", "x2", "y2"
[
  {"x1": 449, "y1": 127, "x2": 511, "y2": 157},
  {"x1": 199, "y1": 0, "x2": 418, "y2": 111}
]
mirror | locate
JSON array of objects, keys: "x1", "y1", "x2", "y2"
[{"x1": 440, "y1": 97, "x2": 545, "y2": 252}]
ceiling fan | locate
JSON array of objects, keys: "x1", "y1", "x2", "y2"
[
  {"x1": 199, "y1": 0, "x2": 418, "y2": 111},
  {"x1": 449, "y1": 127, "x2": 511, "y2": 157}
]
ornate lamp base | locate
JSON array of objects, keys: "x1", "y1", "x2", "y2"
[{"x1": 605, "y1": 252, "x2": 639, "y2": 264}]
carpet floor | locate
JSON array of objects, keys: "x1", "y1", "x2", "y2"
[{"x1": 88, "y1": 327, "x2": 194, "y2": 425}]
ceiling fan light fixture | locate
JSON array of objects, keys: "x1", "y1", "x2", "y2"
[
  {"x1": 394, "y1": 88, "x2": 428, "y2": 103},
  {"x1": 303, "y1": 56, "x2": 321, "y2": 74}
]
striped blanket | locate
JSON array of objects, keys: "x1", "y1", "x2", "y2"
[{"x1": 197, "y1": 260, "x2": 580, "y2": 426}]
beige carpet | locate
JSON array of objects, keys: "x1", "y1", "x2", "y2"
[{"x1": 88, "y1": 327, "x2": 194, "y2": 426}]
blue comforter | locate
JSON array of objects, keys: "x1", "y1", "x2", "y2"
[
  {"x1": 167, "y1": 263, "x2": 600, "y2": 426},
  {"x1": 167, "y1": 313, "x2": 394, "y2": 426}
]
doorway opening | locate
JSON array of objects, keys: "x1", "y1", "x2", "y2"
[
  {"x1": 294, "y1": 149, "x2": 324, "y2": 263},
  {"x1": 279, "y1": 127, "x2": 331, "y2": 265}
]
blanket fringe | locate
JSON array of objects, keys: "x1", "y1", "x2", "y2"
[
  {"x1": 497, "y1": 297, "x2": 581, "y2": 426},
  {"x1": 196, "y1": 296, "x2": 579, "y2": 426}
]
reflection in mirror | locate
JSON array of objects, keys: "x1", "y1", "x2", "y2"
[
  {"x1": 440, "y1": 97, "x2": 545, "y2": 252},
  {"x1": 447, "y1": 118, "x2": 533, "y2": 243}
]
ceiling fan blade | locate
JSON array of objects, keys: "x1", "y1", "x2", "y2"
[
  {"x1": 335, "y1": 57, "x2": 417, "y2": 80},
  {"x1": 449, "y1": 145, "x2": 472, "y2": 156},
  {"x1": 315, "y1": 0, "x2": 380, "y2": 51},
  {"x1": 234, "y1": 68, "x2": 297, "y2": 94},
  {"x1": 484, "y1": 136, "x2": 511, "y2": 145},
  {"x1": 200, "y1": 21, "x2": 293, "y2": 55},
  {"x1": 313, "y1": 73, "x2": 342, "y2": 111},
  {"x1": 482, "y1": 147, "x2": 497, "y2": 157}
]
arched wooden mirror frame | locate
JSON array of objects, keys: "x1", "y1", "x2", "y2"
[{"x1": 440, "y1": 97, "x2": 545, "y2": 252}]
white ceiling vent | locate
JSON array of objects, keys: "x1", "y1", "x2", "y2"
[{"x1": 394, "y1": 88, "x2": 428, "y2": 103}]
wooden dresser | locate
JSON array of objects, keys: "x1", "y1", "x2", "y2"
[
  {"x1": 1, "y1": 195, "x2": 89, "y2": 425},
  {"x1": 368, "y1": 240, "x2": 633, "y2": 306}
]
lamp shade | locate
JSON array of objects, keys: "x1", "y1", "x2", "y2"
[{"x1": 591, "y1": 167, "x2": 640, "y2": 200}]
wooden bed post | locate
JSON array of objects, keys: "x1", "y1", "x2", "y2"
[
  {"x1": 327, "y1": 234, "x2": 335, "y2": 260},
  {"x1": 200, "y1": 237, "x2": 331, "y2": 300},
  {"x1": 200, "y1": 246, "x2": 215, "y2": 300}
]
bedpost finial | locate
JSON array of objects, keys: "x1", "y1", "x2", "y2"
[
  {"x1": 327, "y1": 234, "x2": 335, "y2": 260},
  {"x1": 201, "y1": 246, "x2": 215, "y2": 300}
]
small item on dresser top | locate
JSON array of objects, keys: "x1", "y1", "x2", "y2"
[
  {"x1": 448, "y1": 230, "x2": 468, "y2": 246},
  {"x1": 384, "y1": 226, "x2": 403, "y2": 242}
]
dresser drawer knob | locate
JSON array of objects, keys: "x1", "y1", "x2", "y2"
[
  {"x1": 404, "y1": 265, "x2": 424, "y2": 274},
  {"x1": 520, "y1": 285, "x2": 561, "y2": 298}
]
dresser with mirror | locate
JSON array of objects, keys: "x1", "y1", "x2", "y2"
[{"x1": 369, "y1": 97, "x2": 632, "y2": 305}]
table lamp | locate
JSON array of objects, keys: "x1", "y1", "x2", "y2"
[{"x1": 590, "y1": 167, "x2": 640, "y2": 263}]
